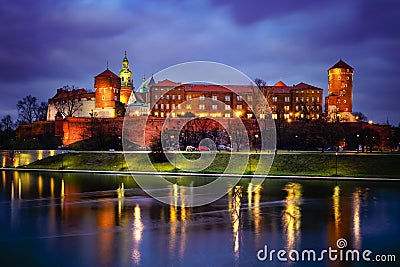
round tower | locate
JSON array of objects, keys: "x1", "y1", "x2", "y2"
[
  {"x1": 119, "y1": 51, "x2": 134, "y2": 104},
  {"x1": 327, "y1": 60, "x2": 354, "y2": 113}
]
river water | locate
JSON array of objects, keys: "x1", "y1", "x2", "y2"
[{"x1": 0, "y1": 171, "x2": 399, "y2": 266}]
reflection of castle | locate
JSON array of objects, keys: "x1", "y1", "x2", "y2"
[{"x1": 47, "y1": 52, "x2": 149, "y2": 120}]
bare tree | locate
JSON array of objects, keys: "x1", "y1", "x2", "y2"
[
  {"x1": 35, "y1": 101, "x2": 48, "y2": 121},
  {"x1": 17, "y1": 95, "x2": 38, "y2": 124},
  {"x1": 1, "y1": 115, "x2": 15, "y2": 130},
  {"x1": 55, "y1": 86, "x2": 83, "y2": 117}
]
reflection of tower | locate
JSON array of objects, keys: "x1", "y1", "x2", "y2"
[
  {"x1": 325, "y1": 60, "x2": 354, "y2": 114},
  {"x1": 94, "y1": 67, "x2": 121, "y2": 118},
  {"x1": 119, "y1": 51, "x2": 134, "y2": 105},
  {"x1": 282, "y1": 182, "x2": 302, "y2": 251},
  {"x1": 231, "y1": 186, "x2": 242, "y2": 262}
]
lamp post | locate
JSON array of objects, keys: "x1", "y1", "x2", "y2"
[
  {"x1": 335, "y1": 151, "x2": 338, "y2": 176},
  {"x1": 254, "y1": 134, "x2": 259, "y2": 153}
]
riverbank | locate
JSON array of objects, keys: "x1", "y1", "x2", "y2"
[{"x1": 16, "y1": 151, "x2": 400, "y2": 179}]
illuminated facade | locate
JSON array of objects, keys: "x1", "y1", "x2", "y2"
[{"x1": 325, "y1": 60, "x2": 354, "y2": 119}]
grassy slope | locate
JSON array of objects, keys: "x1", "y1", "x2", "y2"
[{"x1": 24, "y1": 152, "x2": 400, "y2": 178}]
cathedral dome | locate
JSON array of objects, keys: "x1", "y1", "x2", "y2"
[{"x1": 274, "y1": 80, "x2": 287, "y2": 87}]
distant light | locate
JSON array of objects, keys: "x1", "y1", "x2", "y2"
[{"x1": 368, "y1": 120, "x2": 373, "y2": 124}]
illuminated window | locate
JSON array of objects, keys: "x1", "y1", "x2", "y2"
[
  {"x1": 172, "y1": 104, "x2": 175, "y2": 109},
  {"x1": 154, "y1": 112, "x2": 159, "y2": 117},
  {"x1": 284, "y1": 97, "x2": 290, "y2": 102},
  {"x1": 284, "y1": 114, "x2": 289, "y2": 119},
  {"x1": 186, "y1": 104, "x2": 191, "y2": 109},
  {"x1": 237, "y1": 95, "x2": 242, "y2": 101},
  {"x1": 199, "y1": 104, "x2": 205, "y2": 110},
  {"x1": 296, "y1": 97, "x2": 299, "y2": 102},
  {"x1": 225, "y1": 96, "x2": 230, "y2": 101},
  {"x1": 225, "y1": 113, "x2": 230, "y2": 118},
  {"x1": 166, "y1": 104, "x2": 170, "y2": 109},
  {"x1": 212, "y1": 105, "x2": 217, "y2": 110},
  {"x1": 161, "y1": 104, "x2": 164, "y2": 109},
  {"x1": 154, "y1": 94, "x2": 158, "y2": 100},
  {"x1": 178, "y1": 95, "x2": 181, "y2": 100},
  {"x1": 172, "y1": 95, "x2": 175, "y2": 100},
  {"x1": 272, "y1": 97, "x2": 277, "y2": 102},
  {"x1": 199, "y1": 95, "x2": 205, "y2": 101},
  {"x1": 247, "y1": 114, "x2": 253, "y2": 118},
  {"x1": 225, "y1": 105, "x2": 230, "y2": 110},
  {"x1": 155, "y1": 104, "x2": 158, "y2": 109},
  {"x1": 166, "y1": 95, "x2": 169, "y2": 100},
  {"x1": 102, "y1": 95, "x2": 105, "y2": 100},
  {"x1": 296, "y1": 105, "x2": 299, "y2": 111},
  {"x1": 187, "y1": 95, "x2": 191, "y2": 101},
  {"x1": 237, "y1": 105, "x2": 242, "y2": 110},
  {"x1": 247, "y1": 95, "x2": 252, "y2": 101},
  {"x1": 284, "y1": 106, "x2": 289, "y2": 111},
  {"x1": 212, "y1": 95, "x2": 217, "y2": 101},
  {"x1": 272, "y1": 114, "x2": 277, "y2": 120},
  {"x1": 312, "y1": 97, "x2": 315, "y2": 102}
]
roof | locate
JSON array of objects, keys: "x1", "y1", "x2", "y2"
[
  {"x1": 294, "y1": 82, "x2": 323, "y2": 90},
  {"x1": 51, "y1": 88, "x2": 93, "y2": 100},
  {"x1": 274, "y1": 80, "x2": 287, "y2": 87},
  {"x1": 265, "y1": 86, "x2": 291, "y2": 94},
  {"x1": 329, "y1": 60, "x2": 353, "y2": 70},
  {"x1": 95, "y1": 69, "x2": 120, "y2": 79},
  {"x1": 154, "y1": 79, "x2": 181, "y2": 87}
]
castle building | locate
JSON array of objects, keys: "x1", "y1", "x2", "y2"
[
  {"x1": 47, "y1": 52, "x2": 135, "y2": 120},
  {"x1": 325, "y1": 60, "x2": 354, "y2": 116},
  {"x1": 149, "y1": 80, "x2": 323, "y2": 121}
]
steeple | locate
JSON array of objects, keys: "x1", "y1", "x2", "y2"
[
  {"x1": 119, "y1": 51, "x2": 133, "y2": 87},
  {"x1": 139, "y1": 73, "x2": 148, "y2": 93}
]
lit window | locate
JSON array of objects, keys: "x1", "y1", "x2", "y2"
[
  {"x1": 225, "y1": 105, "x2": 230, "y2": 110},
  {"x1": 161, "y1": 112, "x2": 164, "y2": 118},
  {"x1": 225, "y1": 113, "x2": 230, "y2": 118},
  {"x1": 285, "y1": 97, "x2": 290, "y2": 102},
  {"x1": 272, "y1": 97, "x2": 277, "y2": 102},
  {"x1": 212, "y1": 95, "x2": 217, "y2": 101},
  {"x1": 237, "y1": 105, "x2": 242, "y2": 110},
  {"x1": 155, "y1": 104, "x2": 158, "y2": 109},
  {"x1": 177, "y1": 104, "x2": 181, "y2": 110},
  {"x1": 102, "y1": 95, "x2": 105, "y2": 100},
  {"x1": 199, "y1": 104, "x2": 205, "y2": 110},
  {"x1": 212, "y1": 105, "x2": 217, "y2": 110},
  {"x1": 172, "y1": 95, "x2": 175, "y2": 100},
  {"x1": 166, "y1": 95, "x2": 169, "y2": 100},
  {"x1": 154, "y1": 112, "x2": 158, "y2": 117},
  {"x1": 312, "y1": 97, "x2": 315, "y2": 102},
  {"x1": 172, "y1": 104, "x2": 175, "y2": 109},
  {"x1": 237, "y1": 95, "x2": 242, "y2": 101},
  {"x1": 272, "y1": 114, "x2": 277, "y2": 120},
  {"x1": 199, "y1": 95, "x2": 205, "y2": 101},
  {"x1": 166, "y1": 104, "x2": 170, "y2": 109},
  {"x1": 284, "y1": 114, "x2": 289, "y2": 119},
  {"x1": 247, "y1": 95, "x2": 253, "y2": 101},
  {"x1": 186, "y1": 104, "x2": 191, "y2": 109},
  {"x1": 225, "y1": 96, "x2": 230, "y2": 101},
  {"x1": 187, "y1": 95, "x2": 191, "y2": 101},
  {"x1": 247, "y1": 114, "x2": 253, "y2": 118},
  {"x1": 317, "y1": 97, "x2": 320, "y2": 102},
  {"x1": 154, "y1": 94, "x2": 158, "y2": 100},
  {"x1": 296, "y1": 97, "x2": 299, "y2": 102},
  {"x1": 343, "y1": 100, "x2": 347, "y2": 104},
  {"x1": 295, "y1": 106, "x2": 299, "y2": 111},
  {"x1": 284, "y1": 106, "x2": 289, "y2": 111},
  {"x1": 161, "y1": 104, "x2": 164, "y2": 109},
  {"x1": 178, "y1": 95, "x2": 181, "y2": 100}
]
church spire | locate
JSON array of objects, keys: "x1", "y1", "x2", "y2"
[
  {"x1": 139, "y1": 73, "x2": 148, "y2": 93},
  {"x1": 119, "y1": 51, "x2": 133, "y2": 87}
]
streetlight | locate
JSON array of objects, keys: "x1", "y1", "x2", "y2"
[
  {"x1": 254, "y1": 134, "x2": 259, "y2": 153},
  {"x1": 335, "y1": 150, "x2": 338, "y2": 176}
]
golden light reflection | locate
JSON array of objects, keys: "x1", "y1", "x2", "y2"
[
  {"x1": 253, "y1": 184, "x2": 262, "y2": 240},
  {"x1": 2, "y1": 171, "x2": 5, "y2": 191},
  {"x1": 132, "y1": 204, "x2": 144, "y2": 265},
  {"x1": 2, "y1": 155, "x2": 6, "y2": 167},
  {"x1": 282, "y1": 182, "x2": 302, "y2": 251},
  {"x1": 353, "y1": 188, "x2": 362, "y2": 250},
  {"x1": 18, "y1": 178, "x2": 21, "y2": 200},
  {"x1": 61, "y1": 179, "x2": 65, "y2": 214},
  {"x1": 37, "y1": 150, "x2": 43, "y2": 161},
  {"x1": 38, "y1": 175, "x2": 43, "y2": 197},
  {"x1": 50, "y1": 178, "x2": 54, "y2": 197},
  {"x1": 11, "y1": 180, "x2": 14, "y2": 201},
  {"x1": 50, "y1": 150, "x2": 55, "y2": 157},
  {"x1": 333, "y1": 185, "x2": 341, "y2": 232},
  {"x1": 231, "y1": 186, "x2": 243, "y2": 262}
]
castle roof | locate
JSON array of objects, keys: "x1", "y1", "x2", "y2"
[
  {"x1": 95, "y1": 69, "x2": 120, "y2": 79},
  {"x1": 294, "y1": 82, "x2": 323, "y2": 90},
  {"x1": 154, "y1": 79, "x2": 181, "y2": 87},
  {"x1": 274, "y1": 80, "x2": 287, "y2": 87},
  {"x1": 329, "y1": 60, "x2": 353, "y2": 70}
]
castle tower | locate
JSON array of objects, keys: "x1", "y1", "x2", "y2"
[
  {"x1": 119, "y1": 51, "x2": 134, "y2": 104},
  {"x1": 94, "y1": 68, "x2": 121, "y2": 118},
  {"x1": 325, "y1": 60, "x2": 354, "y2": 114}
]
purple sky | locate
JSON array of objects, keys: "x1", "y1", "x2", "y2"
[{"x1": 0, "y1": 0, "x2": 399, "y2": 125}]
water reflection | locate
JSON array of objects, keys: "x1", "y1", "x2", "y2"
[
  {"x1": 282, "y1": 182, "x2": 302, "y2": 251},
  {"x1": 132, "y1": 205, "x2": 143, "y2": 265},
  {"x1": 231, "y1": 186, "x2": 243, "y2": 262},
  {"x1": 0, "y1": 171, "x2": 399, "y2": 267}
]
